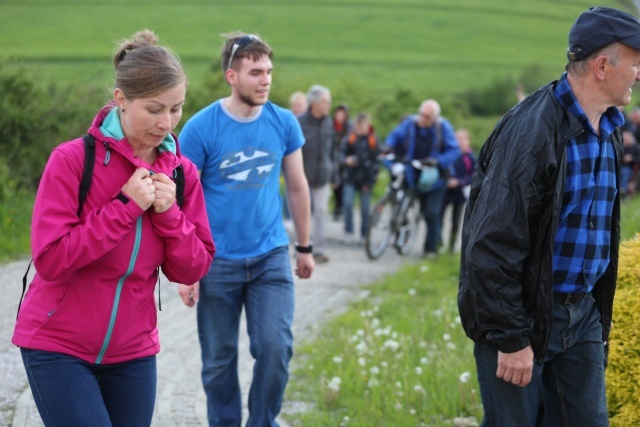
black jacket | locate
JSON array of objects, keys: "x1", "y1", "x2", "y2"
[{"x1": 458, "y1": 81, "x2": 621, "y2": 362}]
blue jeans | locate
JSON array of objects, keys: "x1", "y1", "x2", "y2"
[
  {"x1": 418, "y1": 185, "x2": 446, "y2": 253},
  {"x1": 474, "y1": 294, "x2": 608, "y2": 427},
  {"x1": 197, "y1": 245, "x2": 294, "y2": 427},
  {"x1": 20, "y1": 348, "x2": 156, "y2": 427},
  {"x1": 620, "y1": 165, "x2": 633, "y2": 195},
  {"x1": 342, "y1": 183, "x2": 371, "y2": 237}
]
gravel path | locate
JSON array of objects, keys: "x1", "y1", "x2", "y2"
[{"x1": 0, "y1": 215, "x2": 433, "y2": 426}]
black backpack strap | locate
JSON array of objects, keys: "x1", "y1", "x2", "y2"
[
  {"x1": 174, "y1": 165, "x2": 185, "y2": 207},
  {"x1": 17, "y1": 259, "x2": 33, "y2": 319},
  {"x1": 78, "y1": 134, "x2": 96, "y2": 216},
  {"x1": 19, "y1": 135, "x2": 99, "y2": 318}
]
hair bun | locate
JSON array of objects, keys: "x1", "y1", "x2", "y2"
[{"x1": 114, "y1": 29, "x2": 159, "y2": 68}]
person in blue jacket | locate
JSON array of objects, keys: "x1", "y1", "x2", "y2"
[{"x1": 384, "y1": 99, "x2": 460, "y2": 258}]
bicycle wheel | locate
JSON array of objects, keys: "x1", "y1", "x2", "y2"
[
  {"x1": 395, "y1": 195, "x2": 421, "y2": 255},
  {"x1": 365, "y1": 193, "x2": 395, "y2": 260}
]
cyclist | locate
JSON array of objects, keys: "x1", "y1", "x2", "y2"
[{"x1": 384, "y1": 99, "x2": 460, "y2": 259}]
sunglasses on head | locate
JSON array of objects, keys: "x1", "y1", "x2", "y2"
[{"x1": 227, "y1": 34, "x2": 260, "y2": 70}]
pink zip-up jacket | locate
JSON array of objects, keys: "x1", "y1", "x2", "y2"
[{"x1": 12, "y1": 105, "x2": 215, "y2": 364}]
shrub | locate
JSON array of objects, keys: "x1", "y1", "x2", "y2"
[
  {"x1": 606, "y1": 234, "x2": 640, "y2": 426},
  {"x1": 0, "y1": 62, "x2": 106, "y2": 190}
]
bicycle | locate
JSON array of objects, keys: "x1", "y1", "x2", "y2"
[{"x1": 365, "y1": 154, "x2": 425, "y2": 260}]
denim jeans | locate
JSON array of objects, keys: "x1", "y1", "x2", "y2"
[
  {"x1": 418, "y1": 185, "x2": 446, "y2": 253},
  {"x1": 474, "y1": 294, "x2": 608, "y2": 427},
  {"x1": 309, "y1": 185, "x2": 330, "y2": 255},
  {"x1": 342, "y1": 183, "x2": 371, "y2": 237},
  {"x1": 20, "y1": 348, "x2": 156, "y2": 427},
  {"x1": 620, "y1": 165, "x2": 633, "y2": 195},
  {"x1": 197, "y1": 245, "x2": 294, "y2": 427}
]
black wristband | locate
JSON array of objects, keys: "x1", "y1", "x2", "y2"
[{"x1": 294, "y1": 242, "x2": 313, "y2": 254}]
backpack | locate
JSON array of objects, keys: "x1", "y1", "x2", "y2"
[
  {"x1": 17, "y1": 134, "x2": 186, "y2": 317},
  {"x1": 347, "y1": 132, "x2": 377, "y2": 150}
]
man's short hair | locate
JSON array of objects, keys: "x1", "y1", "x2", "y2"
[{"x1": 220, "y1": 32, "x2": 273, "y2": 72}]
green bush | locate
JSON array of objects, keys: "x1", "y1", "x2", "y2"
[
  {"x1": 607, "y1": 235, "x2": 640, "y2": 426},
  {"x1": 0, "y1": 63, "x2": 106, "y2": 190},
  {"x1": 0, "y1": 159, "x2": 33, "y2": 262}
]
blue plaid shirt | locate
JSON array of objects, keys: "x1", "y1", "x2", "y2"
[{"x1": 552, "y1": 73, "x2": 620, "y2": 294}]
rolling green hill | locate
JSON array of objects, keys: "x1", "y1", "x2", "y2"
[{"x1": 0, "y1": 0, "x2": 631, "y2": 98}]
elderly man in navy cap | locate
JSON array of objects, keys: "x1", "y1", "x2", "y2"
[{"x1": 458, "y1": 7, "x2": 640, "y2": 426}]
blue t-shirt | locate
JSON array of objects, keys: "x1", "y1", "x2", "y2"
[{"x1": 180, "y1": 99, "x2": 305, "y2": 259}]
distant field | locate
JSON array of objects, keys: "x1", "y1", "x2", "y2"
[{"x1": 0, "y1": 0, "x2": 630, "y2": 98}]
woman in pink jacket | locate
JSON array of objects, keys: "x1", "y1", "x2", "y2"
[{"x1": 12, "y1": 29, "x2": 215, "y2": 427}]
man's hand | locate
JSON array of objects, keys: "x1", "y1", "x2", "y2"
[
  {"x1": 496, "y1": 345, "x2": 534, "y2": 387},
  {"x1": 295, "y1": 253, "x2": 314, "y2": 279},
  {"x1": 178, "y1": 282, "x2": 199, "y2": 307}
]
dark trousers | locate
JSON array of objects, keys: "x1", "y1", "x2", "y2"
[
  {"x1": 418, "y1": 185, "x2": 447, "y2": 253},
  {"x1": 441, "y1": 198, "x2": 465, "y2": 251},
  {"x1": 473, "y1": 295, "x2": 608, "y2": 426},
  {"x1": 332, "y1": 183, "x2": 343, "y2": 217},
  {"x1": 21, "y1": 348, "x2": 157, "y2": 427}
]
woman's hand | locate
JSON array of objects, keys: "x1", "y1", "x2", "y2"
[
  {"x1": 122, "y1": 168, "x2": 156, "y2": 211},
  {"x1": 151, "y1": 173, "x2": 176, "y2": 213}
]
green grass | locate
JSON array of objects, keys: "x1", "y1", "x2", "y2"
[
  {"x1": 0, "y1": 0, "x2": 629, "y2": 98},
  {"x1": 0, "y1": 193, "x2": 33, "y2": 263},
  {"x1": 286, "y1": 255, "x2": 481, "y2": 426},
  {"x1": 621, "y1": 195, "x2": 640, "y2": 240}
]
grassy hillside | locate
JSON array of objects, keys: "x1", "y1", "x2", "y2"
[{"x1": 0, "y1": 0, "x2": 631, "y2": 98}]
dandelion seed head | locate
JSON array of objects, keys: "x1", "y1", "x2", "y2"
[
  {"x1": 396, "y1": 381, "x2": 402, "y2": 388},
  {"x1": 446, "y1": 342, "x2": 457, "y2": 350},
  {"x1": 415, "y1": 366, "x2": 423, "y2": 375},
  {"x1": 408, "y1": 288, "x2": 416, "y2": 296},
  {"x1": 395, "y1": 402, "x2": 403, "y2": 410},
  {"x1": 370, "y1": 366, "x2": 380, "y2": 375},
  {"x1": 383, "y1": 339, "x2": 400, "y2": 352},
  {"x1": 433, "y1": 309, "x2": 443, "y2": 317},
  {"x1": 374, "y1": 326, "x2": 392, "y2": 337},
  {"x1": 420, "y1": 265, "x2": 429, "y2": 273},
  {"x1": 381, "y1": 361, "x2": 388, "y2": 368},
  {"x1": 357, "y1": 329, "x2": 365, "y2": 336},
  {"x1": 370, "y1": 318, "x2": 381, "y2": 329},
  {"x1": 358, "y1": 357, "x2": 367, "y2": 367},
  {"x1": 333, "y1": 356, "x2": 343, "y2": 364},
  {"x1": 459, "y1": 371, "x2": 471, "y2": 383},
  {"x1": 367, "y1": 378, "x2": 379, "y2": 387},
  {"x1": 327, "y1": 376, "x2": 341, "y2": 392},
  {"x1": 420, "y1": 357, "x2": 429, "y2": 365},
  {"x1": 355, "y1": 341, "x2": 368, "y2": 354},
  {"x1": 455, "y1": 316, "x2": 462, "y2": 324},
  {"x1": 410, "y1": 409, "x2": 417, "y2": 415},
  {"x1": 443, "y1": 333, "x2": 452, "y2": 342}
]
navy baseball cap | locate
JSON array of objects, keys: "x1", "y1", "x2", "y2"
[{"x1": 567, "y1": 7, "x2": 640, "y2": 61}]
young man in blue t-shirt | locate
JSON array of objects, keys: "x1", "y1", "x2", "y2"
[{"x1": 177, "y1": 32, "x2": 314, "y2": 427}]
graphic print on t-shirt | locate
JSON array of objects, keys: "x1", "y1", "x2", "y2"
[{"x1": 219, "y1": 147, "x2": 277, "y2": 189}]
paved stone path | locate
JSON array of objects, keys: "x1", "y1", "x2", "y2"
[{"x1": 0, "y1": 214, "x2": 441, "y2": 426}]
